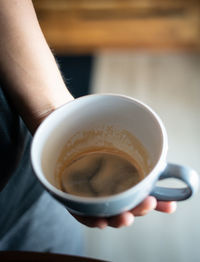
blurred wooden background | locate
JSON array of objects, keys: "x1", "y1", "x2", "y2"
[{"x1": 33, "y1": 0, "x2": 200, "y2": 54}]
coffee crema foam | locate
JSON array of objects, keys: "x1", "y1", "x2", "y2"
[
  {"x1": 55, "y1": 126, "x2": 151, "y2": 197},
  {"x1": 60, "y1": 149, "x2": 144, "y2": 197}
]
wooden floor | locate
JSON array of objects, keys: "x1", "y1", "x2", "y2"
[{"x1": 82, "y1": 52, "x2": 200, "y2": 262}]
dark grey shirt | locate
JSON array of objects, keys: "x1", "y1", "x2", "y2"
[{"x1": 0, "y1": 87, "x2": 83, "y2": 254}]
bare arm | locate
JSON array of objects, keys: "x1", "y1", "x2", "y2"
[
  {"x1": 0, "y1": 0, "x2": 73, "y2": 134},
  {"x1": 0, "y1": 0, "x2": 176, "y2": 228}
]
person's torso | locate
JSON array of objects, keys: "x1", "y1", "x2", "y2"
[{"x1": 0, "y1": 87, "x2": 43, "y2": 239}]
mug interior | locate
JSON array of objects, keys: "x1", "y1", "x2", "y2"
[{"x1": 31, "y1": 94, "x2": 167, "y2": 193}]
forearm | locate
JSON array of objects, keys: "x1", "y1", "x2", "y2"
[{"x1": 0, "y1": 0, "x2": 73, "y2": 134}]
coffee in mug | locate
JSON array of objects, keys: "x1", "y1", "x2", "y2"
[
  {"x1": 55, "y1": 126, "x2": 150, "y2": 198},
  {"x1": 58, "y1": 147, "x2": 144, "y2": 197}
]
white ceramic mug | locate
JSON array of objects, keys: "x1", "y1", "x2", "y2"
[{"x1": 31, "y1": 94, "x2": 199, "y2": 217}]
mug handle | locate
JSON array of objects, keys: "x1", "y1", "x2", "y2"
[{"x1": 151, "y1": 163, "x2": 199, "y2": 201}]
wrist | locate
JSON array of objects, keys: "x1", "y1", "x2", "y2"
[{"x1": 28, "y1": 93, "x2": 75, "y2": 134}]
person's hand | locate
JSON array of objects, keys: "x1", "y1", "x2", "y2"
[{"x1": 72, "y1": 196, "x2": 177, "y2": 229}]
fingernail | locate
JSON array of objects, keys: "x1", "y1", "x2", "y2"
[
  {"x1": 149, "y1": 196, "x2": 157, "y2": 209},
  {"x1": 140, "y1": 210, "x2": 149, "y2": 216},
  {"x1": 170, "y1": 202, "x2": 177, "y2": 214},
  {"x1": 126, "y1": 213, "x2": 134, "y2": 226},
  {"x1": 98, "y1": 221, "x2": 108, "y2": 229}
]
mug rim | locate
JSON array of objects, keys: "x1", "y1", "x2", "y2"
[{"x1": 31, "y1": 93, "x2": 168, "y2": 203}]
